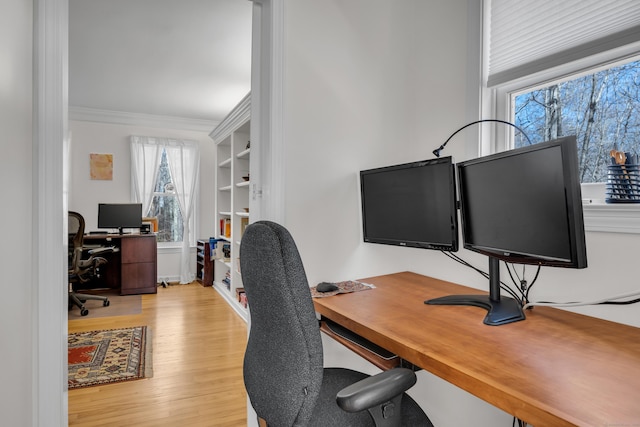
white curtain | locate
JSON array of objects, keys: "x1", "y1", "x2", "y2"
[
  {"x1": 165, "y1": 139, "x2": 200, "y2": 284},
  {"x1": 130, "y1": 136, "x2": 200, "y2": 284},
  {"x1": 130, "y1": 136, "x2": 163, "y2": 215}
]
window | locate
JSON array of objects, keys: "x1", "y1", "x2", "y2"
[
  {"x1": 512, "y1": 58, "x2": 640, "y2": 183},
  {"x1": 147, "y1": 149, "x2": 185, "y2": 243},
  {"x1": 130, "y1": 136, "x2": 200, "y2": 251},
  {"x1": 483, "y1": 1, "x2": 640, "y2": 233}
]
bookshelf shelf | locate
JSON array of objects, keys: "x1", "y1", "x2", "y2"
[{"x1": 236, "y1": 148, "x2": 250, "y2": 159}]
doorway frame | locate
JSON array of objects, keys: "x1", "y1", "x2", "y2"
[{"x1": 35, "y1": 0, "x2": 285, "y2": 424}]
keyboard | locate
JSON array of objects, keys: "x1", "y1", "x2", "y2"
[{"x1": 322, "y1": 318, "x2": 397, "y2": 360}]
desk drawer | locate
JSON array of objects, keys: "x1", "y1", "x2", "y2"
[
  {"x1": 121, "y1": 262, "x2": 157, "y2": 295},
  {"x1": 120, "y1": 235, "x2": 157, "y2": 263}
]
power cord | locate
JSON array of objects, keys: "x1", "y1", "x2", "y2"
[
  {"x1": 439, "y1": 252, "x2": 640, "y2": 310},
  {"x1": 523, "y1": 290, "x2": 640, "y2": 310}
]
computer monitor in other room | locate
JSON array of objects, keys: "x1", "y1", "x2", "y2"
[{"x1": 97, "y1": 203, "x2": 143, "y2": 234}]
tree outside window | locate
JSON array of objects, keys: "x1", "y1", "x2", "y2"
[
  {"x1": 513, "y1": 58, "x2": 640, "y2": 183},
  {"x1": 146, "y1": 149, "x2": 184, "y2": 243}
]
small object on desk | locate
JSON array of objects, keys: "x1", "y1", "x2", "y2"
[
  {"x1": 316, "y1": 282, "x2": 339, "y2": 293},
  {"x1": 311, "y1": 280, "x2": 375, "y2": 298}
]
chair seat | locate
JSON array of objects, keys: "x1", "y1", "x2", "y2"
[{"x1": 309, "y1": 368, "x2": 432, "y2": 427}]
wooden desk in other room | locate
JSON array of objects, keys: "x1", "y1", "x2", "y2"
[
  {"x1": 313, "y1": 271, "x2": 640, "y2": 427},
  {"x1": 83, "y1": 233, "x2": 157, "y2": 295}
]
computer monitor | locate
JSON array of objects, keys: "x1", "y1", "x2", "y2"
[
  {"x1": 97, "y1": 203, "x2": 143, "y2": 234},
  {"x1": 360, "y1": 157, "x2": 458, "y2": 252},
  {"x1": 426, "y1": 136, "x2": 587, "y2": 325}
]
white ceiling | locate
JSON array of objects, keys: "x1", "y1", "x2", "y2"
[{"x1": 69, "y1": 0, "x2": 253, "y2": 126}]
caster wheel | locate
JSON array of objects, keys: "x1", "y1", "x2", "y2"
[
  {"x1": 80, "y1": 308, "x2": 89, "y2": 316},
  {"x1": 103, "y1": 300, "x2": 110, "y2": 307},
  {"x1": 80, "y1": 299, "x2": 87, "y2": 303}
]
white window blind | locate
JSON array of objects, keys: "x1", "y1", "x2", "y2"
[{"x1": 487, "y1": 0, "x2": 640, "y2": 86}]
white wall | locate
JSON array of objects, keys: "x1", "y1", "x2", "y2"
[
  {"x1": 0, "y1": 0, "x2": 33, "y2": 424},
  {"x1": 279, "y1": 1, "x2": 640, "y2": 426},
  {"x1": 68, "y1": 119, "x2": 216, "y2": 281}
]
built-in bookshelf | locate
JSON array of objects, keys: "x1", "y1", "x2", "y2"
[{"x1": 209, "y1": 93, "x2": 251, "y2": 322}]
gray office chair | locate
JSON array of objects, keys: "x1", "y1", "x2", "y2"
[
  {"x1": 68, "y1": 211, "x2": 112, "y2": 316},
  {"x1": 239, "y1": 221, "x2": 433, "y2": 427}
]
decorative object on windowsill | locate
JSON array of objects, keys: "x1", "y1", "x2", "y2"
[{"x1": 606, "y1": 150, "x2": 640, "y2": 203}]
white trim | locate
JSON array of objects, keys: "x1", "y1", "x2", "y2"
[
  {"x1": 70, "y1": 106, "x2": 218, "y2": 133},
  {"x1": 583, "y1": 204, "x2": 640, "y2": 233},
  {"x1": 208, "y1": 93, "x2": 251, "y2": 142},
  {"x1": 249, "y1": 0, "x2": 285, "y2": 225},
  {"x1": 269, "y1": 0, "x2": 285, "y2": 225},
  {"x1": 34, "y1": 0, "x2": 68, "y2": 425}
]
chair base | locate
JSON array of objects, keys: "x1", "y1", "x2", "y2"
[{"x1": 69, "y1": 292, "x2": 109, "y2": 316}]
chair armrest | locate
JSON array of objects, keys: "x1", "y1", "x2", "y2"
[
  {"x1": 88, "y1": 246, "x2": 115, "y2": 255},
  {"x1": 336, "y1": 368, "x2": 417, "y2": 413}
]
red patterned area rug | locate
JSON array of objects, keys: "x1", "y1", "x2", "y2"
[{"x1": 68, "y1": 326, "x2": 153, "y2": 389}]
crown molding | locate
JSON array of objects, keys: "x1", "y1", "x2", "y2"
[
  {"x1": 69, "y1": 106, "x2": 218, "y2": 133},
  {"x1": 208, "y1": 92, "x2": 251, "y2": 142}
]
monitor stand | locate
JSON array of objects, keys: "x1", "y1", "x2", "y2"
[{"x1": 425, "y1": 257, "x2": 525, "y2": 326}]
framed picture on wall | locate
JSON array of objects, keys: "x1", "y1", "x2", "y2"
[{"x1": 90, "y1": 153, "x2": 113, "y2": 180}]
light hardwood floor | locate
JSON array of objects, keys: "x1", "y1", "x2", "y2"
[{"x1": 68, "y1": 283, "x2": 248, "y2": 426}]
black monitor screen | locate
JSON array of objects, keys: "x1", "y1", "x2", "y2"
[
  {"x1": 457, "y1": 136, "x2": 587, "y2": 268},
  {"x1": 97, "y1": 203, "x2": 143, "y2": 234},
  {"x1": 360, "y1": 157, "x2": 458, "y2": 251}
]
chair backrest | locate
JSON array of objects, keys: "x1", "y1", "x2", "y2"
[
  {"x1": 68, "y1": 211, "x2": 85, "y2": 273},
  {"x1": 240, "y1": 221, "x2": 324, "y2": 426}
]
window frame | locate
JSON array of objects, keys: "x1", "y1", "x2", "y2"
[
  {"x1": 131, "y1": 138, "x2": 200, "y2": 250},
  {"x1": 148, "y1": 190, "x2": 198, "y2": 250},
  {"x1": 482, "y1": 30, "x2": 640, "y2": 233},
  {"x1": 147, "y1": 148, "x2": 197, "y2": 250}
]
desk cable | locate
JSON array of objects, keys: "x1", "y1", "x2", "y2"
[
  {"x1": 440, "y1": 251, "x2": 528, "y2": 304},
  {"x1": 441, "y1": 251, "x2": 640, "y2": 309},
  {"x1": 523, "y1": 290, "x2": 640, "y2": 310}
]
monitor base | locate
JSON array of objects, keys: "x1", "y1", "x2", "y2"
[{"x1": 425, "y1": 294, "x2": 525, "y2": 326}]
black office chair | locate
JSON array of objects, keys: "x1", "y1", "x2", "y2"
[
  {"x1": 68, "y1": 211, "x2": 113, "y2": 316},
  {"x1": 239, "y1": 221, "x2": 433, "y2": 427}
]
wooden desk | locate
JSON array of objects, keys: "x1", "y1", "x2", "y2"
[
  {"x1": 83, "y1": 233, "x2": 157, "y2": 295},
  {"x1": 313, "y1": 271, "x2": 640, "y2": 426}
]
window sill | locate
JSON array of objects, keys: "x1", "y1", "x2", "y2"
[
  {"x1": 583, "y1": 202, "x2": 640, "y2": 234},
  {"x1": 581, "y1": 183, "x2": 640, "y2": 233},
  {"x1": 157, "y1": 244, "x2": 197, "y2": 254}
]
